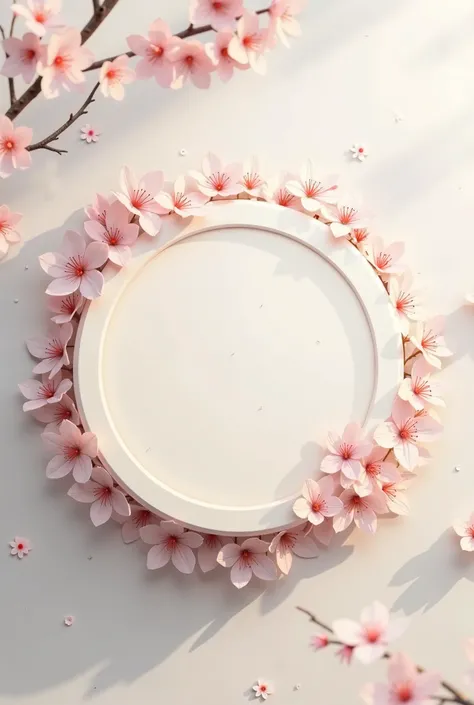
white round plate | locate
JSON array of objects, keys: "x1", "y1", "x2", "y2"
[{"x1": 75, "y1": 201, "x2": 403, "y2": 536}]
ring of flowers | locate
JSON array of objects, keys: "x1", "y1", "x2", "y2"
[{"x1": 22, "y1": 154, "x2": 450, "y2": 588}]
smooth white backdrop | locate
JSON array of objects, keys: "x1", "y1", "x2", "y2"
[{"x1": 1, "y1": 1, "x2": 474, "y2": 704}]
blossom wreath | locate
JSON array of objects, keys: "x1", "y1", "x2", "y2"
[{"x1": 22, "y1": 155, "x2": 451, "y2": 588}]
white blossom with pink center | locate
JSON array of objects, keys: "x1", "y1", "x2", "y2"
[
  {"x1": 168, "y1": 38, "x2": 215, "y2": 89},
  {"x1": 252, "y1": 680, "x2": 274, "y2": 700},
  {"x1": 37, "y1": 28, "x2": 94, "y2": 99},
  {"x1": 367, "y1": 237, "x2": 405, "y2": 277},
  {"x1": 85, "y1": 200, "x2": 139, "y2": 268},
  {"x1": 228, "y1": 10, "x2": 269, "y2": 75},
  {"x1": 268, "y1": 0, "x2": 305, "y2": 47},
  {"x1": 40, "y1": 230, "x2": 108, "y2": 300},
  {"x1": 26, "y1": 321, "x2": 73, "y2": 378},
  {"x1": 293, "y1": 477, "x2": 343, "y2": 526},
  {"x1": 0, "y1": 115, "x2": 32, "y2": 178},
  {"x1": 197, "y1": 533, "x2": 229, "y2": 572},
  {"x1": 99, "y1": 54, "x2": 136, "y2": 101},
  {"x1": 286, "y1": 160, "x2": 338, "y2": 213},
  {"x1": 156, "y1": 175, "x2": 209, "y2": 218},
  {"x1": 453, "y1": 513, "x2": 474, "y2": 552},
  {"x1": 19, "y1": 371, "x2": 72, "y2": 411},
  {"x1": 33, "y1": 392, "x2": 80, "y2": 432},
  {"x1": 320, "y1": 203, "x2": 363, "y2": 239},
  {"x1": 374, "y1": 398, "x2": 442, "y2": 470},
  {"x1": 121, "y1": 504, "x2": 158, "y2": 544},
  {"x1": 320, "y1": 422, "x2": 372, "y2": 481},
  {"x1": 42, "y1": 419, "x2": 98, "y2": 482},
  {"x1": 409, "y1": 316, "x2": 452, "y2": 370},
  {"x1": 268, "y1": 524, "x2": 319, "y2": 574},
  {"x1": 389, "y1": 272, "x2": 423, "y2": 335},
  {"x1": 238, "y1": 156, "x2": 266, "y2": 197},
  {"x1": 190, "y1": 0, "x2": 244, "y2": 30},
  {"x1": 68, "y1": 465, "x2": 131, "y2": 527},
  {"x1": 217, "y1": 538, "x2": 277, "y2": 588},
  {"x1": 140, "y1": 520, "x2": 203, "y2": 574},
  {"x1": 263, "y1": 172, "x2": 301, "y2": 209},
  {"x1": 206, "y1": 29, "x2": 249, "y2": 82},
  {"x1": 1, "y1": 32, "x2": 43, "y2": 83},
  {"x1": 84, "y1": 193, "x2": 114, "y2": 226},
  {"x1": 361, "y1": 652, "x2": 440, "y2": 705},
  {"x1": 9, "y1": 536, "x2": 32, "y2": 558},
  {"x1": 398, "y1": 357, "x2": 444, "y2": 411},
  {"x1": 352, "y1": 227, "x2": 370, "y2": 246},
  {"x1": 190, "y1": 152, "x2": 242, "y2": 198},
  {"x1": 0, "y1": 204, "x2": 22, "y2": 260},
  {"x1": 80, "y1": 124, "x2": 100, "y2": 144},
  {"x1": 333, "y1": 488, "x2": 387, "y2": 534},
  {"x1": 333, "y1": 602, "x2": 409, "y2": 664},
  {"x1": 114, "y1": 166, "x2": 167, "y2": 236},
  {"x1": 11, "y1": 0, "x2": 62, "y2": 37},
  {"x1": 47, "y1": 291, "x2": 84, "y2": 324},
  {"x1": 354, "y1": 446, "x2": 401, "y2": 497},
  {"x1": 127, "y1": 19, "x2": 176, "y2": 87}
]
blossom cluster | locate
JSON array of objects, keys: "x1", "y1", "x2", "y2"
[{"x1": 22, "y1": 155, "x2": 447, "y2": 587}]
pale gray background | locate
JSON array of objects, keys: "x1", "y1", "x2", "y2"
[{"x1": 1, "y1": 1, "x2": 474, "y2": 703}]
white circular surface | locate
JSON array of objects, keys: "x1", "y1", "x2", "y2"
[{"x1": 75, "y1": 201, "x2": 403, "y2": 535}]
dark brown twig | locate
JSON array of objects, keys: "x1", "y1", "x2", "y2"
[{"x1": 92, "y1": 0, "x2": 101, "y2": 11}]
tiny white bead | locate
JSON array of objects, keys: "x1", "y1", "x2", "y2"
[
  {"x1": 454, "y1": 465, "x2": 461, "y2": 473},
  {"x1": 13, "y1": 298, "x2": 19, "y2": 303},
  {"x1": 24, "y1": 265, "x2": 29, "y2": 270},
  {"x1": 179, "y1": 148, "x2": 187, "y2": 156}
]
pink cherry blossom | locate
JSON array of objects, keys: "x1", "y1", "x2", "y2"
[
  {"x1": 64, "y1": 615, "x2": 74, "y2": 626},
  {"x1": 19, "y1": 372, "x2": 72, "y2": 411},
  {"x1": 11, "y1": 0, "x2": 61, "y2": 37},
  {"x1": 85, "y1": 200, "x2": 139, "y2": 267},
  {"x1": 263, "y1": 172, "x2": 301, "y2": 209},
  {"x1": 321, "y1": 203, "x2": 363, "y2": 239},
  {"x1": 80, "y1": 124, "x2": 100, "y2": 144},
  {"x1": 367, "y1": 237, "x2": 405, "y2": 277},
  {"x1": 0, "y1": 204, "x2": 22, "y2": 260},
  {"x1": 252, "y1": 680, "x2": 274, "y2": 700},
  {"x1": 206, "y1": 29, "x2": 249, "y2": 82},
  {"x1": 268, "y1": 0, "x2": 305, "y2": 48},
  {"x1": 380, "y1": 477, "x2": 410, "y2": 516},
  {"x1": 39, "y1": 230, "x2": 108, "y2": 299},
  {"x1": 169, "y1": 38, "x2": 215, "y2": 89},
  {"x1": 409, "y1": 316, "x2": 452, "y2": 370},
  {"x1": 84, "y1": 193, "x2": 114, "y2": 226},
  {"x1": 453, "y1": 513, "x2": 474, "y2": 552},
  {"x1": 42, "y1": 419, "x2": 98, "y2": 482},
  {"x1": 228, "y1": 10, "x2": 268, "y2": 75},
  {"x1": 99, "y1": 54, "x2": 135, "y2": 100},
  {"x1": 238, "y1": 156, "x2": 266, "y2": 197},
  {"x1": 121, "y1": 505, "x2": 157, "y2": 544},
  {"x1": 320, "y1": 422, "x2": 372, "y2": 481},
  {"x1": 156, "y1": 175, "x2": 209, "y2": 218},
  {"x1": 354, "y1": 446, "x2": 401, "y2": 496},
  {"x1": 26, "y1": 321, "x2": 73, "y2": 378},
  {"x1": 1, "y1": 32, "x2": 42, "y2": 83},
  {"x1": 114, "y1": 166, "x2": 166, "y2": 236},
  {"x1": 333, "y1": 488, "x2": 387, "y2": 534},
  {"x1": 0, "y1": 115, "x2": 32, "y2": 178},
  {"x1": 389, "y1": 273, "x2": 423, "y2": 335},
  {"x1": 361, "y1": 652, "x2": 440, "y2": 705},
  {"x1": 286, "y1": 161, "x2": 338, "y2": 213},
  {"x1": 68, "y1": 466, "x2": 131, "y2": 526},
  {"x1": 311, "y1": 634, "x2": 329, "y2": 650},
  {"x1": 197, "y1": 533, "x2": 228, "y2": 572},
  {"x1": 268, "y1": 524, "x2": 319, "y2": 574},
  {"x1": 352, "y1": 227, "x2": 370, "y2": 245},
  {"x1": 127, "y1": 19, "x2": 175, "y2": 87},
  {"x1": 189, "y1": 152, "x2": 242, "y2": 198},
  {"x1": 217, "y1": 537, "x2": 277, "y2": 588},
  {"x1": 293, "y1": 477, "x2": 343, "y2": 526},
  {"x1": 333, "y1": 602, "x2": 408, "y2": 664},
  {"x1": 47, "y1": 291, "x2": 84, "y2": 324},
  {"x1": 33, "y1": 392, "x2": 80, "y2": 431},
  {"x1": 190, "y1": 0, "x2": 244, "y2": 30},
  {"x1": 374, "y1": 398, "x2": 442, "y2": 470},
  {"x1": 398, "y1": 358, "x2": 444, "y2": 411},
  {"x1": 337, "y1": 645, "x2": 355, "y2": 664},
  {"x1": 140, "y1": 520, "x2": 203, "y2": 574},
  {"x1": 9, "y1": 536, "x2": 32, "y2": 558},
  {"x1": 37, "y1": 28, "x2": 94, "y2": 99}
]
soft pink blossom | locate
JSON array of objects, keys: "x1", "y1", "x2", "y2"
[
  {"x1": 374, "y1": 398, "x2": 442, "y2": 470},
  {"x1": 398, "y1": 358, "x2": 444, "y2": 411},
  {"x1": 350, "y1": 144, "x2": 368, "y2": 161},
  {"x1": 352, "y1": 227, "x2": 370, "y2": 245},
  {"x1": 361, "y1": 652, "x2": 440, "y2": 705},
  {"x1": 64, "y1": 615, "x2": 74, "y2": 626},
  {"x1": 354, "y1": 446, "x2": 401, "y2": 496},
  {"x1": 169, "y1": 38, "x2": 215, "y2": 89},
  {"x1": 37, "y1": 28, "x2": 94, "y2": 98},
  {"x1": 367, "y1": 237, "x2": 405, "y2": 277},
  {"x1": 238, "y1": 156, "x2": 266, "y2": 196},
  {"x1": 228, "y1": 10, "x2": 268, "y2": 75},
  {"x1": 263, "y1": 172, "x2": 301, "y2": 209},
  {"x1": 453, "y1": 513, "x2": 474, "y2": 552},
  {"x1": 197, "y1": 533, "x2": 228, "y2": 572},
  {"x1": 286, "y1": 161, "x2": 338, "y2": 213},
  {"x1": 68, "y1": 465, "x2": 131, "y2": 526},
  {"x1": 333, "y1": 602, "x2": 408, "y2": 664},
  {"x1": 380, "y1": 478, "x2": 410, "y2": 516},
  {"x1": 320, "y1": 422, "x2": 372, "y2": 481},
  {"x1": 389, "y1": 273, "x2": 423, "y2": 335},
  {"x1": 114, "y1": 166, "x2": 166, "y2": 236},
  {"x1": 409, "y1": 316, "x2": 452, "y2": 370},
  {"x1": 39, "y1": 230, "x2": 108, "y2": 299},
  {"x1": 42, "y1": 419, "x2": 98, "y2": 482},
  {"x1": 206, "y1": 29, "x2": 248, "y2": 82},
  {"x1": 9, "y1": 536, "x2": 31, "y2": 558},
  {"x1": 333, "y1": 488, "x2": 386, "y2": 534},
  {"x1": 156, "y1": 175, "x2": 209, "y2": 218},
  {"x1": 85, "y1": 200, "x2": 139, "y2": 267},
  {"x1": 140, "y1": 520, "x2": 203, "y2": 574},
  {"x1": 189, "y1": 152, "x2": 242, "y2": 198},
  {"x1": 33, "y1": 392, "x2": 80, "y2": 431},
  {"x1": 0, "y1": 204, "x2": 22, "y2": 260},
  {"x1": 1, "y1": 32, "x2": 42, "y2": 83},
  {"x1": 121, "y1": 505, "x2": 157, "y2": 544},
  {"x1": 11, "y1": 0, "x2": 61, "y2": 37},
  {"x1": 0, "y1": 115, "x2": 32, "y2": 178},
  {"x1": 337, "y1": 645, "x2": 355, "y2": 664},
  {"x1": 311, "y1": 634, "x2": 329, "y2": 650},
  {"x1": 217, "y1": 537, "x2": 277, "y2": 588},
  {"x1": 268, "y1": 0, "x2": 305, "y2": 47},
  {"x1": 26, "y1": 321, "x2": 73, "y2": 378},
  {"x1": 293, "y1": 477, "x2": 343, "y2": 526},
  {"x1": 252, "y1": 680, "x2": 274, "y2": 700},
  {"x1": 99, "y1": 54, "x2": 135, "y2": 100},
  {"x1": 19, "y1": 372, "x2": 72, "y2": 411},
  {"x1": 84, "y1": 193, "x2": 114, "y2": 226},
  {"x1": 47, "y1": 291, "x2": 84, "y2": 324},
  {"x1": 190, "y1": 0, "x2": 243, "y2": 30},
  {"x1": 127, "y1": 19, "x2": 175, "y2": 87},
  {"x1": 321, "y1": 203, "x2": 362, "y2": 239},
  {"x1": 268, "y1": 524, "x2": 319, "y2": 574},
  {"x1": 80, "y1": 124, "x2": 100, "y2": 144}
]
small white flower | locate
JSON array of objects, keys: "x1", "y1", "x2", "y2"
[
  {"x1": 64, "y1": 615, "x2": 75, "y2": 626},
  {"x1": 252, "y1": 680, "x2": 274, "y2": 700},
  {"x1": 80, "y1": 124, "x2": 100, "y2": 144},
  {"x1": 9, "y1": 536, "x2": 32, "y2": 559},
  {"x1": 350, "y1": 144, "x2": 368, "y2": 161}
]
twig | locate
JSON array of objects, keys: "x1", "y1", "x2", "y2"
[
  {"x1": 26, "y1": 82, "x2": 100, "y2": 154},
  {"x1": 0, "y1": 26, "x2": 5, "y2": 41},
  {"x1": 92, "y1": 0, "x2": 101, "y2": 11},
  {"x1": 1, "y1": 16, "x2": 17, "y2": 105}
]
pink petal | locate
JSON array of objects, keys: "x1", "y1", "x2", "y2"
[
  {"x1": 323, "y1": 496, "x2": 343, "y2": 517},
  {"x1": 139, "y1": 211, "x2": 162, "y2": 236},
  {"x1": 320, "y1": 453, "x2": 342, "y2": 475},
  {"x1": 356, "y1": 643, "x2": 385, "y2": 664},
  {"x1": 198, "y1": 542, "x2": 219, "y2": 572},
  {"x1": 81, "y1": 432, "x2": 98, "y2": 458},
  {"x1": 354, "y1": 506, "x2": 377, "y2": 533},
  {"x1": 385, "y1": 616, "x2": 409, "y2": 641},
  {"x1": 111, "y1": 490, "x2": 131, "y2": 516},
  {"x1": 230, "y1": 560, "x2": 252, "y2": 588},
  {"x1": 90, "y1": 497, "x2": 113, "y2": 526},
  {"x1": 67, "y1": 482, "x2": 96, "y2": 503},
  {"x1": 252, "y1": 554, "x2": 277, "y2": 581},
  {"x1": 171, "y1": 543, "x2": 196, "y2": 573},
  {"x1": 72, "y1": 455, "x2": 93, "y2": 483},
  {"x1": 333, "y1": 508, "x2": 354, "y2": 533},
  {"x1": 275, "y1": 545, "x2": 293, "y2": 574},
  {"x1": 332, "y1": 619, "x2": 361, "y2": 646},
  {"x1": 180, "y1": 530, "x2": 204, "y2": 549},
  {"x1": 46, "y1": 455, "x2": 73, "y2": 479},
  {"x1": 46, "y1": 276, "x2": 80, "y2": 296},
  {"x1": 460, "y1": 536, "x2": 474, "y2": 551},
  {"x1": 147, "y1": 544, "x2": 171, "y2": 569},
  {"x1": 292, "y1": 535, "x2": 319, "y2": 559},
  {"x1": 360, "y1": 601, "x2": 389, "y2": 628},
  {"x1": 293, "y1": 497, "x2": 310, "y2": 519},
  {"x1": 394, "y1": 441, "x2": 418, "y2": 470},
  {"x1": 217, "y1": 542, "x2": 241, "y2": 567},
  {"x1": 83, "y1": 241, "x2": 109, "y2": 269},
  {"x1": 18, "y1": 379, "x2": 42, "y2": 400},
  {"x1": 241, "y1": 537, "x2": 269, "y2": 554},
  {"x1": 59, "y1": 419, "x2": 81, "y2": 444},
  {"x1": 373, "y1": 421, "x2": 398, "y2": 449},
  {"x1": 140, "y1": 524, "x2": 162, "y2": 545}
]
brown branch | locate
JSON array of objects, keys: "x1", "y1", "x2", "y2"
[
  {"x1": 26, "y1": 82, "x2": 100, "y2": 154},
  {"x1": 92, "y1": 0, "x2": 101, "y2": 11}
]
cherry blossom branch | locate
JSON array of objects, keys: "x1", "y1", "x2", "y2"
[{"x1": 1, "y1": 16, "x2": 17, "y2": 105}]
